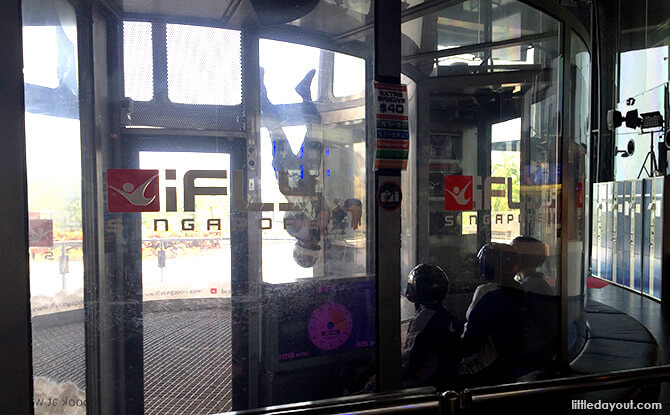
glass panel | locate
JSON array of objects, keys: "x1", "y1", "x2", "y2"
[
  {"x1": 257, "y1": 37, "x2": 374, "y2": 406},
  {"x1": 566, "y1": 32, "x2": 590, "y2": 357},
  {"x1": 259, "y1": 39, "x2": 368, "y2": 281},
  {"x1": 402, "y1": 0, "x2": 559, "y2": 77},
  {"x1": 614, "y1": 47, "x2": 669, "y2": 181},
  {"x1": 284, "y1": 0, "x2": 371, "y2": 38},
  {"x1": 124, "y1": 21, "x2": 154, "y2": 102},
  {"x1": 403, "y1": 0, "x2": 563, "y2": 388},
  {"x1": 259, "y1": 39, "x2": 320, "y2": 104},
  {"x1": 166, "y1": 24, "x2": 242, "y2": 105},
  {"x1": 333, "y1": 53, "x2": 365, "y2": 98},
  {"x1": 139, "y1": 152, "x2": 231, "y2": 301},
  {"x1": 435, "y1": 40, "x2": 556, "y2": 71},
  {"x1": 491, "y1": 117, "x2": 520, "y2": 243},
  {"x1": 23, "y1": 26, "x2": 59, "y2": 88},
  {"x1": 22, "y1": 0, "x2": 85, "y2": 412},
  {"x1": 138, "y1": 151, "x2": 233, "y2": 414}
]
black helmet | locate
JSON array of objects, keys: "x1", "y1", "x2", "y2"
[
  {"x1": 511, "y1": 236, "x2": 548, "y2": 270},
  {"x1": 477, "y1": 243, "x2": 519, "y2": 281},
  {"x1": 405, "y1": 264, "x2": 449, "y2": 304}
]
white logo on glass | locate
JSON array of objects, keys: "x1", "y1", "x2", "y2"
[
  {"x1": 109, "y1": 174, "x2": 158, "y2": 206},
  {"x1": 446, "y1": 181, "x2": 472, "y2": 205}
]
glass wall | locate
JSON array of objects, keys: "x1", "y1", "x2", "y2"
[
  {"x1": 110, "y1": 1, "x2": 375, "y2": 412},
  {"x1": 567, "y1": 32, "x2": 591, "y2": 356},
  {"x1": 613, "y1": 0, "x2": 669, "y2": 180},
  {"x1": 13, "y1": 0, "x2": 603, "y2": 413},
  {"x1": 401, "y1": 0, "x2": 566, "y2": 386},
  {"x1": 256, "y1": 36, "x2": 374, "y2": 406},
  {"x1": 22, "y1": 0, "x2": 86, "y2": 412}
]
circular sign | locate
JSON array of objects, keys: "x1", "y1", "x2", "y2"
[
  {"x1": 308, "y1": 302, "x2": 353, "y2": 351},
  {"x1": 377, "y1": 181, "x2": 402, "y2": 211}
]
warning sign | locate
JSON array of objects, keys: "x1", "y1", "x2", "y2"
[{"x1": 377, "y1": 181, "x2": 402, "y2": 211}]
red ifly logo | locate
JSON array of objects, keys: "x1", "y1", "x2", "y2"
[
  {"x1": 107, "y1": 169, "x2": 160, "y2": 212},
  {"x1": 444, "y1": 175, "x2": 473, "y2": 210},
  {"x1": 210, "y1": 288, "x2": 218, "y2": 294}
]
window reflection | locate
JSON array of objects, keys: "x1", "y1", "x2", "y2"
[
  {"x1": 401, "y1": 0, "x2": 569, "y2": 388},
  {"x1": 259, "y1": 39, "x2": 367, "y2": 281},
  {"x1": 22, "y1": 0, "x2": 85, "y2": 412}
]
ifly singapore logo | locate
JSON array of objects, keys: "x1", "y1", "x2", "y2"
[
  {"x1": 443, "y1": 174, "x2": 559, "y2": 227},
  {"x1": 107, "y1": 169, "x2": 160, "y2": 212},
  {"x1": 107, "y1": 168, "x2": 228, "y2": 213},
  {"x1": 444, "y1": 175, "x2": 474, "y2": 210},
  {"x1": 106, "y1": 168, "x2": 301, "y2": 231}
]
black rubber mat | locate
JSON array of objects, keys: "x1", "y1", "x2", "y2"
[{"x1": 32, "y1": 308, "x2": 233, "y2": 415}]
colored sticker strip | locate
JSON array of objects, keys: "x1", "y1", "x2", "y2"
[{"x1": 373, "y1": 81, "x2": 409, "y2": 170}]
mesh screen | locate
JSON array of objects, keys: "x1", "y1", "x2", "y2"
[
  {"x1": 167, "y1": 24, "x2": 242, "y2": 106},
  {"x1": 124, "y1": 21, "x2": 154, "y2": 102}
]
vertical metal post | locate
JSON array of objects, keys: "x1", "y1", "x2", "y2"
[
  {"x1": 559, "y1": 23, "x2": 571, "y2": 372},
  {"x1": 236, "y1": 27, "x2": 261, "y2": 410},
  {"x1": 374, "y1": 0, "x2": 402, "y2": 393},
  {"x1": 0, "y1": 1, "x2": 34, "y2": 413},
  {"x1": 439, "y1": 391, "x2": 461, "y2": 415},
  {"x1": 79, "y1": 2, "x2": 103, "y2": 414},
  {"x1": 152, "y1": 23, "x2": 168, "y2": 103}
]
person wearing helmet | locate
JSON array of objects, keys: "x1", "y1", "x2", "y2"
[
  {"x1": 511, "y1": 236, "x2": 552, "y2": 295},
  {"x1": 262, "y1": 68, "x2": 363, "y2": 270},
  {"x1": 511, "y1": 236, "x2": 559, "y2": 376},
  {"x1": 460, "y1": 243, "x2": 525, "y2": 385},
  {"x1": 402, "y1": 264, "x2": 461, "y2": 389},
  {"x1": 284, "y1": 200, "x2": 362, "y2": 269}
]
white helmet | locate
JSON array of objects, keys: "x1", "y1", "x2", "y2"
[{"x1": 293, "y1": 241, "x2": 321, "y2": 268}]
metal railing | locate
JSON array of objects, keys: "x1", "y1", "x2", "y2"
[
  {"x1": 441, "y1": 364, "x2": 670, "y2": 413},
  {"x1": 220, "y1": 365, "x2": 670, "y2": 415},
  {"x1": 222, "y1": 388, "x2": 439, "y2": 415}
]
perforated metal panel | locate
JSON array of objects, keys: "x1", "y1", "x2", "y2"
[
  {"x1": 124, "y1": 21, "x2": 154, "y2": 102},
  {"x1": 122, "y1": 21, "x2": 245, "y2": 131},
  {"x1": 33, "y1": 309, "x2": 234, "y2": 415},
  {"x1": 166, "y1": 24, "x2": 242, "y2": 106}
]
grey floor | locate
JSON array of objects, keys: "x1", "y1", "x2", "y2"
[
  {"x1": 32, "y1": 308, "x2": 233, "y2": 415},
  {"x1": 588, "y1": 284, "x2": 670, "y2": 410}
]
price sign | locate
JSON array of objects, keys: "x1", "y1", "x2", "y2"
[{"x1": 374, "y1": 82, "x2": 409, "y2": 170}]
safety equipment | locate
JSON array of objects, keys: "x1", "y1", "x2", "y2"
[
  {"x1": 293, "y1": 241, "x2": 321, "y2": 268},
  {"x1": 511, "y1": 236, "x2": 548, "y2": 270},
  {"x1": 405, "y1": 264, "x2": 449, "y2": 304},
  {"x1": 477, "y1": 243, "x2": 519, "y2": 281},
  {"x1": 284, "y1": 212, "x2": 317, "y2": 242}
]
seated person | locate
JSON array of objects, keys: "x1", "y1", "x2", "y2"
[
  {"x1": 512, "y1": 236, "x2": 559, "y2": 375},
  {"x1": 460, "y1": 243, "x2": 525, "y2": 385},
  {"x1": 402, "y1": 264, "x2": 461, "y2": 389},
  {"x1": 511, "y1": 236, "x2": 552, "y2": 295}
]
